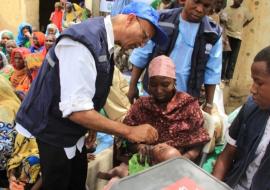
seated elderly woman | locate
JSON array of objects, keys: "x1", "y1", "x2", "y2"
[{"x1": 101, "y1": 55, "x2": 210, "y2": 180}]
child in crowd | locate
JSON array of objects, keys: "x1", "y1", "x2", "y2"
[
  {"x1": 79, "y1": 1, "x2": 92, "y2": 21},
  {"x1": 221, "y1": 0, "x2": 253, "y2": 81},
  {"x1": 50, "y1": 2, "x2": 63, "y2": 32}
]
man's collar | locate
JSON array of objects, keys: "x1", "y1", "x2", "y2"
[{"x1": 104, "y1": 15, "x2": 115, "y2": 55}]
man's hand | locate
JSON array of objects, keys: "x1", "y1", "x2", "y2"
[
  {"x1": 127, "y1": 86, "x2": 139, "y2": 104},
  {"x1": 126, "y1": 124, "x2": 158, "y2": 144}
]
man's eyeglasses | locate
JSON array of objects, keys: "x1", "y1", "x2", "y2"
[{"x1": 136, "y1": 18, "x2": 151, "y2": 42}]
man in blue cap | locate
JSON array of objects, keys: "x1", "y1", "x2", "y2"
[{"x1": 14, "y1": 2, "x2": 164, "y2": 190}]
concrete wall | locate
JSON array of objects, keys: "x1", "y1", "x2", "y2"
[
  {"x1": 230, "y1": 0, "x2": 270, "y2": 97},
  {"x1": 0, "y1": 0, "x2": 39, "y2": 36}
]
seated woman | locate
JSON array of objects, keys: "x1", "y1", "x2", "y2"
[
  {"x1": 29, "y1": 32, "x2": 45, "y2": 53},
  {"x1": 213, "y1": 46, "x2": 270, "y2": 190},
  {"x1": 0, "y1": 76, "x2": 42, "y2": 190},
  {"x1": 16, "y1": 22, "x2": 32, "y2": 48},
  {"x1": 7, "y1": 133, "x2": 42, "y2": 190},
  {"x1": 0, "y1": 51, "x2": 14, "y2": 80},
  {"x1": 115, "y1": 55, "x2": 210, "y2": 164},
  {"x1": 102, "y1": 56, "x2": 210, "y2": 183},
  {"x1": 10, "y1": 47, "x2": 32, "y2": 93},
  {"x1": 0, "y1": 75, "x2": 21, "y2": 189}
]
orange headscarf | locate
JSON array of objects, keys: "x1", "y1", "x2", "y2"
[
  {"x1": 32, "y1": 32, "x2": 45, "y2": 48},
  {"x1": 10, "y1": 48, "x2": 32, "y2": 92}
]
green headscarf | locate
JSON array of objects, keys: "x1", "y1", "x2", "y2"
[{"x1": 0, "y1": 30, "x2": 15, "y2": 54}]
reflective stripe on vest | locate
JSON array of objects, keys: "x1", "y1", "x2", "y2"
[{"x1": 46, "y1": 53, "x2": 56, "y2": 68}]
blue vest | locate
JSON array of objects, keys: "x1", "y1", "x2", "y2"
[
  {"x1": 16, "y1": 17, "x2": 114, "y2": 147},
  {"x1": 143, "y1": 8, "x2": 222, "y2": 97},
  {"x1": 225, "y1": 98, "x2": 270, "y2": 189}
]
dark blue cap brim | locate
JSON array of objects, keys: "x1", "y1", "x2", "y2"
[{"x1": 151, "y1": 26, "x2": 168, "y2": 45}]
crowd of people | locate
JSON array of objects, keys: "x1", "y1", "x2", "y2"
[{"x1": 1, "y1": 0, "x2": 270, "y2": 190}]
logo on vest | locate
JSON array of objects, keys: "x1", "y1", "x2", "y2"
[{"x1": 205, "y1": 44, "x2": 213, "y2": 55}]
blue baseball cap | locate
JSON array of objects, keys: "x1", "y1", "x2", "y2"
[{"x1": 121, "y1": 2, "x2": 168, "y2": 45}]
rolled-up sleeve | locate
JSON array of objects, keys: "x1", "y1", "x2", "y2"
[
  {"x1": 55, "y1": 38, "x2": 97, "y2": 118},
  {"x1": 204, "y1": 37, "x2": 222, "y2": 84},
  {"x1": 129, "y1": 40, "x2": 155, "y2": 68}
]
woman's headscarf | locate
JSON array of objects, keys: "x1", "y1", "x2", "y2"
[
  {"x1": 10, "y1": 48, "x2": 32, "y2": 92},
  {"x1": 0, "y1": 51, "x2": 14, "y2": 80},
  {"x1": 16, "y1": 22, "x2": 32, "y2": 47},
  {"x1": 32, "y1": 32, "x2": 45, "y2": 48},
  {"x1": 0, "y1": 30, "x2": 14, "y2": 54},
  {"x1": 45, "y1": 23, "x2": 60, "y2": 38},
  {"x1": 148, "y1": 55, "x2": 176, "y2": 79},
  {"x1": 30, "y1": 32, "x2": 45, "y2": 53},
  {"x1": 0, "y1": 75, "x2": 20, "y2": 123},
  {"x1": 0, "y1": 30, "x2": 14, "y2": 40},
  {"x1": 10, "y1": 47, "x2": 31, "y2": 70}
]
